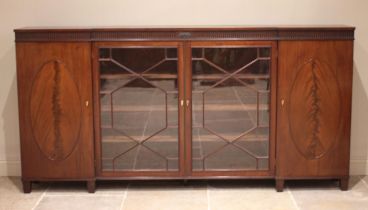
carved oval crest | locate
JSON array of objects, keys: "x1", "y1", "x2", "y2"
[
  {"x1": 288, "y1": 59, "x2": 341, "y2": 160},
  {"x1": 30, "y1": 60, "x2": 81, "y2": 161}
]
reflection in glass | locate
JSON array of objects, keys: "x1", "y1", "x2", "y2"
[
  {"x1": 192, "y1": 47, "x2": 271, "y2": 171},
  {"x1": 99, "y1": 47, "x2": 179, "y2": 172}
]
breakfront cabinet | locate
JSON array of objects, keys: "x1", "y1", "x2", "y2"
[{"x1": 14, "y1": 26, "x2": 354, "y2": 193}]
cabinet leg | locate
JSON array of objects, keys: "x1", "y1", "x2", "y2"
[
  {"x1": 339, "y1": 177, "x2": 349, "y2": 191},
  {"x1": 275, "y1": 179, "x2": 284, "y2": 192},
  {"x1": 87, "y1": 180, "x2": 96, "y2": 193},
  {"x1": 22, "y1": 180, "x2": 32, "y2": 193}
]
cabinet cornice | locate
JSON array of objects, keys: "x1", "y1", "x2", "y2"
[{"x1": 14, "y1": 27, "x2": 355, "y2": 42}]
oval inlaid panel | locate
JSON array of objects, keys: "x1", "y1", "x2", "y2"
[
  {"x1": 30, "y1": 60, "x2": 81, "y2": 161},
  {"x1": 289, "y1": 59, "x2": 341, "y2": 160}
]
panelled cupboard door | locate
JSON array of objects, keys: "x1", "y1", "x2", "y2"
[
  {"x1": 276, "y1": 41, "x2": 353, "y2": 178},
  {"x1": 16, "y1": 43, "x2": 94, "y2": 180}
]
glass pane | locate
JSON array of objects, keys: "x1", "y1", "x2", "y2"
[
  {"x1": 192, "y1": 47, "x2": 271, "y2": 171},
  {"x1": 100, "y1": 47, "x2": 179, "y2": 172},
  {"x1": 112, "y1": 48, "x2": 165, "y2": 72},
  {"x1": 204, "y1": 48, "x2": 257, "y2": 72}
]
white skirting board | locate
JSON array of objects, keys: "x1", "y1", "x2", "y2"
[
  {"x1": 0, "y1": 159, "x2": 367, "y2": 177},
  {"x1": 0, "y1": 160, "x2": 21, "y2": 176},
  {"x1": 350, "y1": 159, "x2": 368, "y2": 175}
]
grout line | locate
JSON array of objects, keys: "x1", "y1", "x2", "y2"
[
  {"x1": 360, "y1": 176, "x2": 368, "y2": 189},
  {"x1": 31, "y1": 185, "x2": 49, "y2": 210},
  {"x1": 207, "y1": 183, "x2": 211, "y2": 210},
  {"x1": 120, "y1": 183, "x2": 130, "y2": 210},
  {"x1": 286, "y1": 187, "x2": 301, "y2": 210}
]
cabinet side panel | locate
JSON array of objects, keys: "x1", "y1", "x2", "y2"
[
  {"x1": 16, "y1": 42, "x2": 94, "y2": 180},
  {"x1": 277, "y1": 41, "x2": 353, "y2": 178}
]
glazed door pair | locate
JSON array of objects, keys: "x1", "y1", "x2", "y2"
[{"x1": 94, "y1": 41, "x2": 276, "y2": 178}]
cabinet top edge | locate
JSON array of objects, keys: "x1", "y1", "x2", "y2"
[
  {"x1": 14, "y1": 25, "x2": 355, "y2": 32},
  {"x1": 14, "y1": 25, "x2": 355, "y2": 42}
]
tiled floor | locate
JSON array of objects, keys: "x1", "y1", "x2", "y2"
[{"x1": 1, "y1": 176, "x2": 368, "y2": 210}]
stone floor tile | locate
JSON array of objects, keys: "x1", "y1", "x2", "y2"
[
  {"x1": 0, "y1": 177, "x2": 47, "y2": 210},
  {"x1": 208, "y1": 180, "x2": 297, "y2": 210},
  {"x1": 34, "y1": 195, "x2": 123, "y2": 210},
  {"x1": 122, "y1": 182, "x2": 208, "y2": 210},
  {"x1": 289, "y1": 176, "x2": 368, "y2": 210}
]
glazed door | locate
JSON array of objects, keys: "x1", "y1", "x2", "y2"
[
  {"x1": 187, "y1": 41, "x2": 277, "y2": 177},
  {"x1": 276, "y1": 41, "x2": 353, "y2": 178},
  {"x1": 94, "y1": 42, "x2": 185, "y2": 177}
]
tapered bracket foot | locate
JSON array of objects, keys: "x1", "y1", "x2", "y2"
[
  {"x1": 87, "y1": 180, "x2": 96, "y2": 193},
  {"x1": 22, "y1": 180, "x2": 32, "y2": 193},
  {"x1": 339, "y1": 177, "x2": 349, "y2": 191},
  {"x1": 275, "y1": 179, "x2": 284, "y2": 192}
]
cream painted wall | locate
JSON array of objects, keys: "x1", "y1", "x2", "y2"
[{"x1": 0, "y1": 0, "x2": 367, "y2": 176}]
